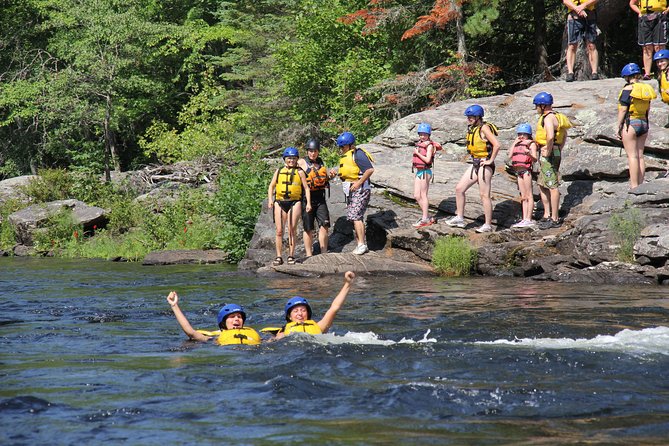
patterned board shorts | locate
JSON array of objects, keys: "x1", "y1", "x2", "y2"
[
  {"x1": 537, "y1": 155, "x2": 561, "y2": 189},
  {"x1": 346, "y1": 188, "x2": 371, "y2": 221}
]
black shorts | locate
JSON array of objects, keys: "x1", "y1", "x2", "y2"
[
  {"x1": 567, "y1": 15, "x2": 597, "y2": 44},
  {"x1": 302, "y1": 194, "x2": 330, "y2": 231},
  {"x1": 276, "y1": 200, "x2": 298, "y2": 213},
  {"x1": 638, "y1": 13, "x2": 668, "y2": 46}
]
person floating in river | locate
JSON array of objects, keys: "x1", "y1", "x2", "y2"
[
  {"x1": 272, "y1": 271, "x2": 356, "y2": 340},
  {"x1": 167, "y1": 291, "x2": 261, "y2": 345}
]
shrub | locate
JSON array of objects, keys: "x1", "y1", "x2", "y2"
[
  {"x1": 608, "y1": 204, "x2": 645, "y2": 263},
  {"x1": 0, "y1": 198, "x2": 23, "y2": 250},
  {"x1": 432, "y1": 235, "x2": 478, "y2": 276},
  {"x1": 31, "y1": 207, "x2": 83, "y2": 253},
  {"x1": 20, "y1": 168, "x2": 73, "y2": 203}
]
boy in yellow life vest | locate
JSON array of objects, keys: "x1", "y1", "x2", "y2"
[
  {"x1": 654, "y1": 49, "x2": 669, "y2": 128},
  {"x1": 273, "y1": 271, "x2": 356, "y2": 340},
  {"x1": 533, "y1": 92, "x2": 572, "y2": 230},
  {"x1": 445, "y1": 104, "x2": 500, "y2": 233},
  {"x1": 297, "y1": 139, "x2": 334, "y2": 257},
  {"x1": 267, "y1": 147, "x2": 312, "y2": 266},
  {"x1": 166, "y1": 292, "x2": 261, "y2": 346},
  {"x1": 329, "y1": 132, "x2": 374, "y2": 255},
  {"x1": 563, "y1": 0, "x2": 600, "y2": 81},
  {"x1": 617, "y1": 63, "x2": 657, "y2": 188},
  {"x1": 629, "y1": 0, "x2": 669, "y2": 79}
]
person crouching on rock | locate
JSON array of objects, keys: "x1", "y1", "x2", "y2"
[
  {"x1": 508, "y1": 123, "x2": 539, "y2": 228},
  {"x1": 268, "y1": 147, "x2": 311, "y2": 266},
  {"x1": 167, "y1": 292, "x2": 261, "y2": 345},
  {"x1": 273, "y1": 271, "x2": 356, "y2": 340}
]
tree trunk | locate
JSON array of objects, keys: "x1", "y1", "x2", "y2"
[
  {"x1": 452, "y1": 0, "x2": 467, "y2": 59},
  {"x1": 104, "y1": 94, "x2": 120, "y2": 180},
  {"x1": 533, "y1": 0, "x2": 551, "y2": 80}
]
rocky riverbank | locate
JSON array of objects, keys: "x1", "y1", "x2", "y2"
[{"x1": 2, "y1": 79, "x2": 668, "y2": 284}]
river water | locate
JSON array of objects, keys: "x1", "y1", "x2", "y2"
[{"x1": 1, "y1": 258, "x2": 668, "y2": 445}]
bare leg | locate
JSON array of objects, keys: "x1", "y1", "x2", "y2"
[
  {"x1": 353, "y1": 220, "x2": 366, "y2": 246},
  {"x1": 454, "y1": 166, "x2": 478, "y2": 217},
  {"x1": 477, "y1": 165, "x2": 494, "y2": 225},
  {"x1": 318, "y1": 225, "x2": 329, "y2": 253},
  {"x1": 586, "y1": 41, "x2": 599, "y2": 75}
]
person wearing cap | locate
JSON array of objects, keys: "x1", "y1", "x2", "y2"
[
  {"x1": 267, "y1": 147, "x2": 312, "y2": 266},
  {"x1": 298, "y1": 138, "x2": 333, "y2": 257},
  {"x1": 273, "y1": 271, "x2": 356, "y2": 340},
  {"x1": 166, "y1": 292, "x2": 261, "y2": 345}
]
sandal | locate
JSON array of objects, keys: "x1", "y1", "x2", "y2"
[
  {"x1": 287, "y1": 256, "x2": 296, "y2": 265},
  {"x1": 272, "y1": 257, "x2": 283, "y2": 266}
]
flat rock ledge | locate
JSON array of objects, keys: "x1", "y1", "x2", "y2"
[
  {"x1": 256, "y1": 251, "x2": 434, "y2": 277},
  {"x1": 142, "y1": 249, "x2": 229, "y2": 265}
]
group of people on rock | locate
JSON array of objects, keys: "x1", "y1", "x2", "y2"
[
  {"x1": 267, "y1": 131, "x2": 374, "y2": 265},
  {"x1": 167, "y1": 271, "x2": 356, "y2": 345}
]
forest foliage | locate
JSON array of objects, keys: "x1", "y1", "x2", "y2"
[{"x1": 0, "y1": 0, "x2": 641, "y2": 260}]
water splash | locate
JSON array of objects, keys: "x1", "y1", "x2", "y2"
[
  {"x1": 297, "y1": 330, "x2": 437, "y2": 346},
  {"x1": 475, "y1": 326, "x2": 669, "y2": 356}
]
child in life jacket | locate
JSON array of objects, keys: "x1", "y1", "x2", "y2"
[
  {"x1": 273, "y1": 271, "x2": 356, "y2": 340},
  {"x1": 412, "y1": 122, "x2": 437, "y2": 228},
  {"x1": 507, "y1": 123, "x2": 539, "y2": 228},
  {"x1": 167, "y1": 292, "x2": 261, "y2": 345},
  {"x1": 267, "y1": 147, "x2": 312, "y2": 266},
  {"x1": 653, "y1": 49, "x2": 669, "y2": 129}
]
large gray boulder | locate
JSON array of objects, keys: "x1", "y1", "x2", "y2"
[{"x1": 8, "y1": 199, "x2": 107, "y2": 246}]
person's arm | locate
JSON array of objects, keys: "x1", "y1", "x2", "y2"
[
  {"x1": 617, "y1": 88, "x2": 632, "y2": 139},
  {"x1": 298, "y1": 169, "x2": 312, "y2": 213},
  {"x1": 481, "y1": 124, "x2": 501, "y2": 166},
  {"x1": 414, "y1": 143, "x2": 435, "y2": 164},
  {"x1": 529, "y1": 142, "x2": 539, "y2": 163},
  {"x1": 507, "y1": 138, "x2": 518, "y2": 160},
  {"x1": 541, "y1": 115, "x2": 557, "y2": 157},
  {"x1": 166, "y1": 291, "x2": 211, "y2": 342},
  {"x1": 267, "y1": 169, "x2": 278, "y2": 210},
  {"x1": 629, "y1": 0, "x2": 640, "y2": 16},
  {"x1": 317, "y1": 271, "x2": 356, "y2": 333}
]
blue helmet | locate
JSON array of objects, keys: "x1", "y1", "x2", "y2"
[
  {"x1": 284, "y1": 296, "x2": 312, "y2": 321},
  {"x1": 621, "y1": 63, "x2": 641, "y2": 78},
  {"x1": 533, "y1": 92, "x2": 553, "y2": 106},
  {"x1": 653, "y1": 49, "x2": 669, "y2": 61},
  {"x1": 282, "y1": 147, "x2": 299, "y2": 158},
  {"x1": 417, "y1": 122, "x2": 432, "y2": 135},
  {"x1": 217, "y1": 303, "x2": 246, "y2": 328},
  {"x1": 516, "y1": 123, "x2": 533, "y2": 136},
  {"x1": 464, "y1": 105, "x2": 484, "y2": 117},
  {"x1": 336, "y1": 131, "x2": 355, "y2": 147}
]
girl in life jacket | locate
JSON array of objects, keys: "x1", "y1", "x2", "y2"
[
  {"x1": 507, "y1": 123, "x2": 539, "y2": 228},
  {"x1": 617, "y1": 63, "x2": 657, "y2": 188},
  {"x1": 273, "y1": 271, "x2": 356, "y2": 340},
  {"x1": 445, "y1": 104, "x2": 501, "y2": 234},
  {"x1": 653, "y1": 50, "x2": 669, "y2": 129},
  {"x1": 166, "y1": 292, "x2": 261, "y2": 346},
  {"x1": 267, "y1": 147, "x2": 312, "y2": 266},
  {"x1": 412, "y1": 122, "x2": 437, "y2": 228}
]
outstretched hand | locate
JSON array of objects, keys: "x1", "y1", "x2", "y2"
[{"x1": 167, "y1": 291, "x2": 179, "y2": 307}]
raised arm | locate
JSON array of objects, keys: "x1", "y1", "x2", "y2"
[
  {"x1": 317, "y1": 271, "x2": 356, "y2": 333},
  {"x1": 167, "y1": 291, "x2": 211, "y2": 342}
]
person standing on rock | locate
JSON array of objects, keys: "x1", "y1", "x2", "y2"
[
  {"x1": 298, "y1": 138, "x2": 332, "y2": 257},
  {"x1": 330, "y1": 131, "x2": 374, "y2": 255},
  {"x1": 654, "y1": 49, "x2": 669, "y2": 128},
  {"x1": 617, "y1": 63, "x2": 657, "y2": 189},
  {"x1": 629, "y1": 0, "x2": 669, "y2": 79},
  {"x1": 533, "y1": 92, "x2": 572, "y2": 229},
  {"x1": 508, "y1": 123, "x2": 539, "y2": 228},
  {"x1": 268, "y1": 147, "x2": 311, "y2": 266},
  {"x1": 445, "y1": 104, "x2": 500, "y2": 233},
  {"x1": 412, "y1": 122, "x2": 438, "y2": 228},
  {"x1": 563, "y1": 0, "x2": 600, "y2": 81}
]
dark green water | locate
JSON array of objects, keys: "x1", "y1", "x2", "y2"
[{"x1": 1, "y1": 258, "x2": 668, "y2": 445}]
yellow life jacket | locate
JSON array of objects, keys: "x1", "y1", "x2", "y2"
[
  {"x1": 535, "y1": 112, "x2": 572, "y2": 147},
  {"x1": 283, "y1": 320, "x2": 323, "y2": 335},
  {"x1": 275, "y1": 167, "x2": 303, "y2": 201},
  {"x1": 638, "y1": 0, "x2": 667, "y2": 13},
  {"x1": 659, "y1": 71, "x2": 669, "y2": 104},
  {"x1": 304, "y1": 158, "x2": 329, "y2": 191},
  {"x1": 195, "y1": 327, "x2": 262, "y2": 345},
  {"x1": 466, "y1": 122, "x2": 498, "y2": 159},
  {"x1": 568, "y1": 0, "x2": 596, "y2": 11},
  {"x1": 619, "y1": 82, "x2": 657, "y2": 120},
  {"x1": 338, "y1": 148, "x2": 374, "y2": 182}
]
